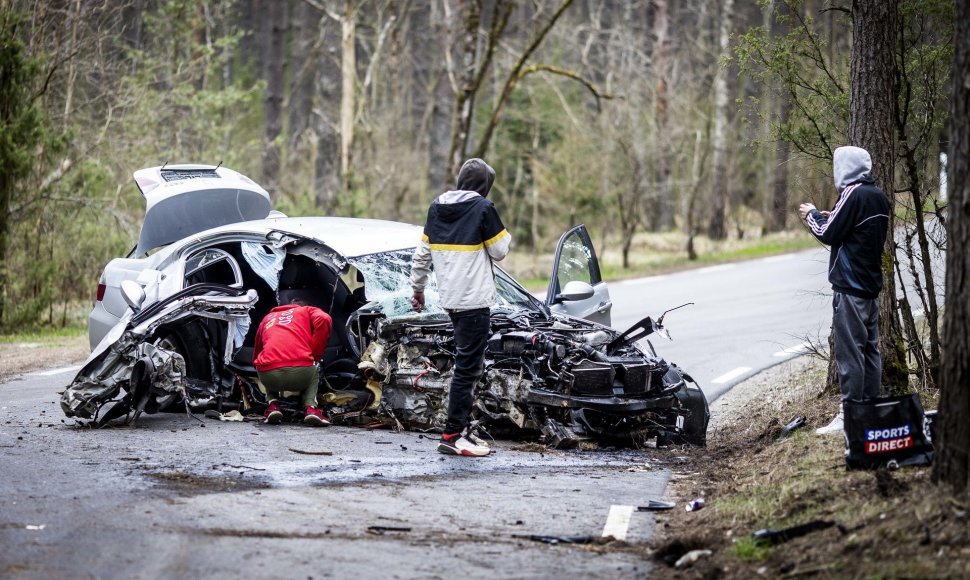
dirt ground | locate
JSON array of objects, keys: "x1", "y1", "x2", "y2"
[
  {"x1": 652, "y1": 356, "x2": 969, "y2": 578},
  {"x1": 0, "y1": 334, "x2": 88, "y2": 384},
  {"x1": 5, "y1": 340, "x2": 968, "y2": 577}
]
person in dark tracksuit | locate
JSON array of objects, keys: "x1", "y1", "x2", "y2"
[
  {"x1": 410, "y1": 158, "x2": 512, "y2": 457},
  {"x1": 799, "y1": 146, "x2": 890, "y2": 435}
]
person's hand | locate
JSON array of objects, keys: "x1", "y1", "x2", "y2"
[
  {"x1": 798, "y1": 203, "x2": 817, "y2": 222},
  {"x1": 411, "y1": 290, "x2": 425, "y2": 313}
]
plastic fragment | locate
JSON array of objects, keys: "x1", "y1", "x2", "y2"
[
  {"x1": 675, "y1": 549, "x2": 711, "y2": 568},
  {"x1": 638, "y1": 500, "x2": 676, "y2": 511}
]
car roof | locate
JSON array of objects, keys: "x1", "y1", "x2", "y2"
[{"x1": 196, "y1": 216, "x2": 423, "y2": 258}]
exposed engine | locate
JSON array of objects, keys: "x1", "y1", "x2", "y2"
[{"x1": 339, "y1": 308, "x2": 706, "y2": 448}]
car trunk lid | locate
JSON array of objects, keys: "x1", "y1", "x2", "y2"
[{"x1": 133, "y1": 164, "x2": 271, "y2": 255}]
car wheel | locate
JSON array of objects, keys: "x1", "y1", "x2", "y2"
[{"x1": 155, "y1": 323, "x2": 212, "y2": 382}]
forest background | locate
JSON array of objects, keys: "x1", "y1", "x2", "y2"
[{"x1": 0, "y1": 0, "x2": 954, "y2": 394}]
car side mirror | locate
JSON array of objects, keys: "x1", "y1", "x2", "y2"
[
  {"x1": 558, "y1": 280, "x2": 595, "y2": 302},
  {"x1": 120, "y1": 280, "x2": 146, "y2": 311}
]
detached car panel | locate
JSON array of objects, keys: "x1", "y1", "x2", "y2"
[{"x1": 65, "y1": 166, "x2": 709, "y2": 448}]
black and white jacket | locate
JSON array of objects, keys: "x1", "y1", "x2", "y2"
[{"x1": 410, "y1": 190, "x2": 512, "y2": 311}]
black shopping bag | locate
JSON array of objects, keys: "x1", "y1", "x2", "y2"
[{"x1": 843, "y1": 394, "x2": 934, "y2": 470}]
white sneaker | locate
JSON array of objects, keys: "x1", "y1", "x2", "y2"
[
  {"x1": 462, "y1": 424, "x2": 491, "y2": 448},
  {"x1": 438, "y1": 434, "x2": 490, "y2": 457},
  {"x1": 815, "y1": 408, "x2": 844, "y2": 435}
]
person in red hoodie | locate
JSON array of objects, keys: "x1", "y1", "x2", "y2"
[{"x1": 253, "y1": 299, "x2": 332, "y2": 426}]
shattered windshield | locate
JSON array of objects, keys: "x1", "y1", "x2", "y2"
[{"x1": 349, "y1": 250, "x2": 541, "y2": 318}]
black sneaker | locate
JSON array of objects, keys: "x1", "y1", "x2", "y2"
[{"x1": 437, "y1": 432, "x2": 490, "y2": 457}]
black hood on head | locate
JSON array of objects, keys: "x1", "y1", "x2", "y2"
[{"x1": 456, "y1": 158, "x2": 495, "y2": 198}]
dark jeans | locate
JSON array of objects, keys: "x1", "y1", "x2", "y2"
[
  {"x1": 444, "y1": 307, "x2": 490, "y2": 433},
  {"x1": 832, "y1": 292, "x2": 881, "y2": 402}
]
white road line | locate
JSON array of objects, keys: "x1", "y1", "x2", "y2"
[
  {"x1": 761, "y1": 254, "x2": 796, "y2": 263},
  {"x1": 711, "y1": 366, "x2": 752, "y2": 384},
  {"x1": 773, "y1": 342, "x2": 812, "y2": 357},
  {"x1": 33, "y1": 365, "x2": 83, "y2": 377},
  {"x1": 602, "y1": 505, "x2": 635, "y2": 540},
  {"x1": 696, "y1": 264, "x2": 736, "y2": 274}
]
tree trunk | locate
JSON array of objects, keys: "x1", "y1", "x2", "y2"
[
  {"x1": 932, "y1": 0, "x2": 970, "y2": 493},
  {"x1": 652, "y1": 0, "x2": 675, "y2": 231},
  {"x1": 313, "y1": 18, "x2": 340, "y2": 211},
  {"x1": 447, "y1": 0, "x2": 482, "y2": 174},
  {"x1": 708, "y1": 0, "x2": 733, "y2": 241},
  {"x1": 339, "y1": 0, "x2": 357, "y2": 196},
  {"x1": 262, "y1": 0, "x2": 286, "y2": 196},
  {"x1": 428, "y1": 0, "x2": 453, "y2": 191},
  {"x1": 848, "y1": 0, "x2": 908, "y2": 391},
  {"x1": 768, "y1": 96, "x2": 791, "y2": 232},
  {"x1": 765, "y1": 0, "x2": 790, "y2": 233},
  {"x1": 287, "y1": 0, "x2": 314, "y2": 151}
]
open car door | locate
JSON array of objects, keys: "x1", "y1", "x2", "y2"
[{"x1": 545, "y1": 224, "x2": 612, "y2": 326}]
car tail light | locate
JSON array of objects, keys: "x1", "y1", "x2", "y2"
[{"x1": 96, "y1": 283, "x2": 106, "y2": 301}]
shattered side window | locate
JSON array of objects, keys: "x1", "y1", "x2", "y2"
[
  {"x1": 350, "y1": 250, "x2": 445, "y2": 317},
  {"x1": 556, "y1": 231, "x2": 594, "y2": 288}
]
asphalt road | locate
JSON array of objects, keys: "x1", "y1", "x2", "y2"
[
  {"x1": 610, "y1": 247, "x2": 833, "y2": 401},
  {"x1": 2, "y1": 370, "x2": 671, "y2": 578}
]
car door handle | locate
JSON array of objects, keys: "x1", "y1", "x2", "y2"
[{"x1": 597, "y1": 300, "x2": 612, "y2": 314}]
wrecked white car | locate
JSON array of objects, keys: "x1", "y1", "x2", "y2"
[{"x1": 63, "y1": 164, "x2": 709, "y2": 447}]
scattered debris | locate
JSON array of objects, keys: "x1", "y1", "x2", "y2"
[
  {"x1": 225, "y1": 464, "x2": 266, "y2": 471},
  {"x1": 540, "y1": 418, "x2": 580, "y2": 449},
  {"x1": 638, "y1": 500, "x2": 676, "y2": 511},
  {"x1": 513, "y1": 534, "x2": 599, "y2": 545},
  {"x1": 674, "y1": 549, "x2": 711, "y2": 568},
  {"x1": 777, "y1": 416, "x2": 806, "y2": 441},
  {"x1": 366, "y1": 525, "x2": 411, "y2": 535},
  {"x1": 288, "y1": 448, "x2": 334, "y2": 456},
  {"x1": 25, "y1": 524, "x2": 46, "y2": 531},
  {"x1": 686, "y1": 498, "x2": 705, "y2": 512},
  {"x1": 752, "y1": 520, "x2": 834, "y2": 546}
]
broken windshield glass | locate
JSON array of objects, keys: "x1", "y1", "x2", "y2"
[{"x1": 349, "y1": 250, "x2": 541, "y2": 319}]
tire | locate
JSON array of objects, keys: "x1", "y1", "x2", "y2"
[
  {"x1": 155, "y1": 322, "x2": 212, "y2": 381},
  {"x1": 675, "y1": 384, "x2": 710, "y2": 446}
]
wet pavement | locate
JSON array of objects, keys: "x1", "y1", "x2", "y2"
[{"x1": 1, "y1": 371, "x2": 675, "y2": 578}]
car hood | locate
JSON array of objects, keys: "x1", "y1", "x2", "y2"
[{"x1": 133, "y1": 164, "x2": 271, "y2": 255}]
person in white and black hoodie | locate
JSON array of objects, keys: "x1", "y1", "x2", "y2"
[
  {"x1": 410, "y1": 158, "x2": 512, "y2": 457},
  {"x1": 799, "y1": 146, "x2": 891, "y2": 435}
]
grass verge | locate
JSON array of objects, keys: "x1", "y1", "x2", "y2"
[
  {"x1": 650, "y1": 356, "x2": 968, "y2": 578},
  {"x1": 506, "y1": 230, "x2": 818, "y2": 290}
]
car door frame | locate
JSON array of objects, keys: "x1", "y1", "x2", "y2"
[{"x1": 544, "y1": 224, "x2": 613, "y2": 326}]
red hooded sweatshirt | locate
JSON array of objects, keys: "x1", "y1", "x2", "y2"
[{"x1": 253, "y1": 305, "x2": 332, "y2": 372}]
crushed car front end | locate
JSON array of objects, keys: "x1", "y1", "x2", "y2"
[
  {"x1": 345, "y1": 307, "x2": 707, "y2": 448},
  {"x1": 343, "y1": 251, "x2": 709, "y2": 447},
  {"x1": 62, "y1": 285, "x2": 257, "y2": 424}
]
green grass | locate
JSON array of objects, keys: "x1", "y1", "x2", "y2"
[
  {"x1": 732, "y1": 536, "x2": 773, "y2": 562},
  {"x1": 0, "y1": 326, "x2": 86, "y2": 344},
  {"x1": 511, "y1": 230, "x2": 819, "y2": 291}
]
